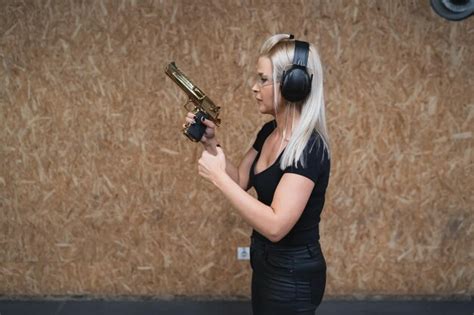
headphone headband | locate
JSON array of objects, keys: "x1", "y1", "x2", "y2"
[{"x1": 293, "y1": 40, "x2": 310, "y2": 67}]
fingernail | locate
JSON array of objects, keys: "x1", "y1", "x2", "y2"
[{"x1": 201, "y1": 116, "x2": 205, "y2": 122}]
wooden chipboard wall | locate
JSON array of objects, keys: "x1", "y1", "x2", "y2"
[{"x1": 0, "y1": 0, "x2": 472, "y2": 297}]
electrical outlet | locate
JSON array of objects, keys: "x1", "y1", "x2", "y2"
[{"x1": 237, "y1": 247, "x2": 250, "y2": 260}]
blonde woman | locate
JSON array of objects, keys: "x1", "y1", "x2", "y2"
[{"x1": 185, "y1": 34, "x2": 331, "y2": 314}]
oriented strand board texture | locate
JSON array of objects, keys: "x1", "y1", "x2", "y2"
[{"x1": 0, "y1": 0, "x2": 472, "y2": 297}]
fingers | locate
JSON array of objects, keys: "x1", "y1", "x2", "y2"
[
  {"x1": 185, "y1": 115, "x2": 195, "y2": 124},
  {"x1": 198, "y1": 162, "x2": 208, "y2": 178},
  {"x1": 215, "y1": 146, "x2": 225, "y2": 159},
  {"x1": 198, "y1": 165, "x2": 204, "y2": 177},
  {"x1": 185, "y1": 112, "x2": 196, "y2": 125},
  {"x1": 201, "y1": 118, "x2": 216, "y2": 128},
  {"x1": 185, "y1": 112, "x2": 216, "y2": 128},
  {"x1": 198, "y1": 151, "x2": 210, "y2": 165}
]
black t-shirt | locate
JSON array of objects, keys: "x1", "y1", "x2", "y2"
[{"x1": 248, "y1": 120, "x2": 330, "y2": 246}]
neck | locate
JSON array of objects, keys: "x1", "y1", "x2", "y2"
[{"x1": 274, "y1": 104, "x2": 300, "y2": 141}]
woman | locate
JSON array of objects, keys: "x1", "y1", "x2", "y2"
[{"x1": 185, "y1": 33, "x2": 331, "y2": 314}]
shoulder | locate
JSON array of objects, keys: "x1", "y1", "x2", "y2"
[
  {"x1": 252, "y1": 119, "x2": 276, "y2": 152},
  {"x1": 307, "y1": 131, "x2": 326, "y2": 155},
  {"x1": 284, "y1": 131, "x2": 329, "y2": 180},
  {"x1": 260, "y1": 119, "x2": 276, "y2": 135},
  {"x1": 306, "y1": 131, "x2": 330, "y2": 165}
]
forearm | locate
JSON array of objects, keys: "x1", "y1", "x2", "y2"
[
  {"x1": 213, "y1": 172, "x2": 279, "y2": 241},
  {"x1": 224, "y1": 157, "x2": 240, "y2": 184}
]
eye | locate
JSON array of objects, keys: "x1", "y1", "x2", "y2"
[{"x1": 254, "y1": 74, "x2": 273, "y2": 87}]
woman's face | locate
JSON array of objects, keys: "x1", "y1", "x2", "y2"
[{"x1": 252, "y1": 56, "x2": 278, "y2": 115}]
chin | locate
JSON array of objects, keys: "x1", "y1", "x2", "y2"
[
  {"x1": 257, "y1": 104, "x2": 270, "y2": 114},
  {"x1": 258, "y1": 107, "x2": 270, "y2": 115}
]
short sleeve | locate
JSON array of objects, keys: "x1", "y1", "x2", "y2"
[
  {"x1": 284, "y1": 134, "x2": 328, "y2": 184},
  {"x1": 252, "y1": 120, "x2": 276, "y2": 152}
]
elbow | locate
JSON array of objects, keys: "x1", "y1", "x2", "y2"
[
  {"x1": 265, "y1": 207, "x2": 289, "y2": 243},
  {"x1": 268, "y1": 231, "x2": 286, "y2": 243},
  {"x1": 268, "y1": 233, "x2": 284, "y2": 243},
  {"x1": 267, "y1": 222, "x2": 288, "y2": 243}
]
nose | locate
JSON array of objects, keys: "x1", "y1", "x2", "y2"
[{"x1": 252, "y1": 82, "x2": 259, "y2": 94}]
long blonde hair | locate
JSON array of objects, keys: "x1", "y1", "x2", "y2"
[{"x1": 259, "y1": 33, "x2": 331, "y2": 169}]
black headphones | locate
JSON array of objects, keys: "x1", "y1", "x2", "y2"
[{"x1": 280, "y1": 35, "x2": 313, "y2": 103}]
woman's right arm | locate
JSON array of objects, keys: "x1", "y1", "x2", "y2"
[{"x1": 185, "y1": 112, "x2": 257, "y2": 190}]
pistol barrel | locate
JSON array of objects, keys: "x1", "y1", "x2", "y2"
[{"x1": 164, "y1": 62, "x2": 221, "y2": 125}]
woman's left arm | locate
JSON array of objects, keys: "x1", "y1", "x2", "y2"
[{"x1": 198, "y1": 147, "x2": 315, "y2": 243}]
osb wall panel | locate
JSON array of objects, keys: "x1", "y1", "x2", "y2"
[{"x1": 0, "y1": 0, "x2": 472, "y2": 297}]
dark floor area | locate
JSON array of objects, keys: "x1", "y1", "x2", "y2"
[{"x1": 0, "y1": 298, "x2": 472, "y2": 315}]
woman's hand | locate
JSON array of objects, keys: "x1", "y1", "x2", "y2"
[
  {"x1": 184, "y1": 112, "x2": 218, "y2": 153},
  {"x1": 198, "y1": 146, "x2": 227, "y2": 185}
]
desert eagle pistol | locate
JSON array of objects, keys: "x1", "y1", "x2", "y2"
[{"x1": 164, "y1": 62, "x2": 221, "y2": 142}]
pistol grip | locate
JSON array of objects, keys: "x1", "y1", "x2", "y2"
[{"x1": 184, "y1": 111, "x2": 208, "y2": 142}]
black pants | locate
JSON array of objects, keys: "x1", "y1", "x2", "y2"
[{"x1": 250, "y1": 236, "x2": 326, "y2": 315}]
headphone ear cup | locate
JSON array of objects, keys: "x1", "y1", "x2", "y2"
[{"x1": 280, "y1": 66, "x2": 312, "y2": 102}]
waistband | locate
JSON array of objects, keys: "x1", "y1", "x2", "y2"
[
  {"x1": 251, "y1": 226, "x2": 319, "y2": 247},
  {"x1": 251, "y1": 234, "x2": 321, "y2": 253}
]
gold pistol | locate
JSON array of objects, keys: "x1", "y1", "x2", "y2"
[{"x1": 164, "y1": 62, "x2": 221, "y2": 142}]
